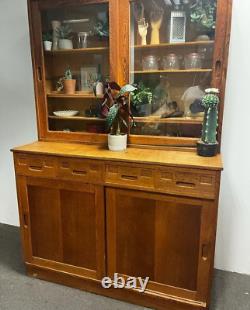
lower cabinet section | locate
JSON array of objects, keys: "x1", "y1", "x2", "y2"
[
  {"x1": 106, "y1": 188, "x2": 215, "y2": 304},
  {"x1": 14, "y1": 155, "x2": 220, "y2": 310},
  {"x1": 17, "y1": 176, "x2": 105, "y2": 280}
]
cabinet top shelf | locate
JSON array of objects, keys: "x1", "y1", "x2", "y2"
[
  {"x1": 131, "y1": 69, "x2": 212, "y2": 74},
  {"x1": 45, "y1": 46, "x2": 109, "y2": 55},
  {"x1": 133, "y1": 41, "x2": 215, "y2": 50}
]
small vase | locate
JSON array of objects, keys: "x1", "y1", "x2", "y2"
[
  {"x1": 51, "y1": 20, "x2": 61, "y2": 51},
  {"x1": 108, "y1": 134, "x2": 127, "y2": 151},
  {"x1": 96, "y1": 81, "x2": 104, "y2": 96},
  {"x1": 43, "y1": 41, "x2": 52, "y2": 51},
  {"x1": 64, "y1": 80, "x2": 76, "y2": 94},
  {"x1": 59, "y1": 39, "x2": 73, "y2": 50}
]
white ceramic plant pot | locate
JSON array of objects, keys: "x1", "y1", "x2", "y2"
[
  {"x1": 59, "y1": 39, "x2": 73, "y2": 50},
  {"x1": 108, "y1": 134, "x2": 127, "y2": 151},
  {"x1": 43, "y1": 41, "x2": 52, "y2": 51}
]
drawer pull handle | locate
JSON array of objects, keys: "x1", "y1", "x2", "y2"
[
  {"x1": 72, "y1": 169, "x2": 87, "y2": 176},
  {"x1": 29, "y1": 165, "x2": 43, "y2": 171},
  {"x1": 176, "y1": 181, "x2": 195, "y2": 188},
  {"x1": 121, "y1": 175, "x2": 138, "y2": 181}
]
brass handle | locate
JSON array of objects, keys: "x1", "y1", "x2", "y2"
[
  {"x1": 176, "y1": 181, "x2": 195, "y2": 188},
  {"x1": 72, "y1": 169, "x2": 87, "y2": 176},
  {"x1": 29, "y1": 165, "x2": 43, "y2": 171},
  {"x1": 121, "y1": 175, "x2": 138, "y2": 181}
]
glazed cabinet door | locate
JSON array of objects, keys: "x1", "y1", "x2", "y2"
[
  {"x1": 118, "y1": 0, "x2": 231, "y2": 147},
  {"x1": 16, "y1": 176, "x2": 105, "y2": 280},
  {"x1": 106, "y1": 188, "x2": 216, "y2": 303},
  {"x1": 28, "y1": 0, "x2": 119, "y2": 143}
]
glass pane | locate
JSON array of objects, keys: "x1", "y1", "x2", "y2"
[
  {"x1": 130, "y1": 0, "x2": 217, "y2": 138},
  {"x1": 41, "y1": 3, "x2": 109, "y2": 134}
]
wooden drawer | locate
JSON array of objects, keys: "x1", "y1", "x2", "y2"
[
  {"x1": 155, "y1": 167, "x2": 217, "y2": 199},
  {"x1": 57, "y1": 157, "x2": 104, "y2": 184},
  {"x1": 105, "y1": 164, "x2": 154, "y2": 189},
  {"x1": 14, "y1": 154, "x2": 57, "y2": 178}
]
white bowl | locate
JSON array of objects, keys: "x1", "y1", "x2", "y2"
[{"x1": 53, "y1": 110, "x2": 79, "y2": 117}]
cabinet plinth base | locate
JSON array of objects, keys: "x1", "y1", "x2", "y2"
[{"x1": 26, "y1": 263, "x2": 207, "y2": 310}]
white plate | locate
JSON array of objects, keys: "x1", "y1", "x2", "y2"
[{"x1": 53, "y1": 110, "x2": 79, "y2": 117}]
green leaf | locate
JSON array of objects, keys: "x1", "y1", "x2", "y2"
[
  {"x1": 106, "y1": 104, "x2": 119, "y2": 129},
  {"x1": 117, "y1": 84, "x2": 137, "y2": 98}
]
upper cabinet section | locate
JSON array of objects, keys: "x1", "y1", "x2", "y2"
[
  {"x1": 28, "y1": 0, "x2": 232, "y2": 147},
  {"x1": 129, "y1": 0, "x2": 226, "y2": 144},
  {"x1": 42, "y1": 2, "x2": 110, "y2": 136}
]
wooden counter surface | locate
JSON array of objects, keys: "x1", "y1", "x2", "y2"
[{"x1": 12, "y1": 141, "x2": 223, "y2": 171}]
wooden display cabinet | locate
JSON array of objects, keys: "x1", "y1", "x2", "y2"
[{"x1": 12, "y1": 1, "x2": 232, "y2": 309}]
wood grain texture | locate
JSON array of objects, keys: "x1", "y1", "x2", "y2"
[{"x1": 12, "y1": 141, "x2": 223, "y2": 171}]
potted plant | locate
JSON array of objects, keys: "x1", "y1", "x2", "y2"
[
  {"x1": 56, "y1": 25, "x2": 73, "y2": 50},
  {"x1": 131, "y1": 81, "x2": 153, "y2": 116},
  {"x1": 56, "y1": 68, "x2": 76, "y2": 94},
  {"x1": 103, "y1": 82, "x2": 136, "y2": 151},
  {"x1": 42, "y1": 32, "x2": 52, "y2": 51},
  {"x1": 190, "y1": 0, "x2": 217, "y2": 38},
  {"x1": 197, "y1": 88, "x2": 220, "y2": 157}
]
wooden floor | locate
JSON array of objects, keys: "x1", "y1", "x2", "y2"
[{"x1": 0, "y1": 223, "x2": 249, "y2": 310}]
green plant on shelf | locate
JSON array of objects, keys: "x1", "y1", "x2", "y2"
[
  {"x1": 190, "y1": 0, "x2": 217, "y2": 30},
  {"x1": 201, "y1": 88, "x2": 220, "y2": 144},
  {"x1": 42, "y1": 31, "x2": 52, "y2": 42},
  {"x1": 131, "y1": 81, "x2": 153, "y2": 107},
  {"x1": 55, "y1": 25, "x2": 73, "y2": 39},
  {"x1": 56, "y1": 67, "x2": 73, "y2": 91}
]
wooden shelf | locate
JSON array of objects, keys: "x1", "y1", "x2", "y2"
[
  {"x1": 49, "y1": 115, "x2": 105, "y2": 122},
  {"x1": 133, "y1": 41, "x2": 214, "y2": 50},
  {"x1": 47, "y1": 93, "x2": 102, "y2": 99},
  {"x1": 134, "y1": 116, "x2": 203, "y2": 125},
  {"x1": 45, "y1": 46, "x2": 109, "y2": 55},
  {"x1": 131, "y1": 69, "x2": 212, "y2": 74}
]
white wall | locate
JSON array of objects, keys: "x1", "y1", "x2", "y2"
[
  {"x1": 0, "y1": 0, "x2": 36, "y2": 225},
  {"x1": 214, "y1": 0, "x2": 250, "y2": 275},
  {"x1": 0, "y1": 0, "x2": 249, "y2": 275}
]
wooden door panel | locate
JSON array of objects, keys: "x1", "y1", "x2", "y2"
[
  {"x1": 61, "y1": 190, "x2": 96, "y2": 270},
  {"x1": 23, "y1": 177, "x2": 105, "y2": 279},
  {"x1": 107, "y1": 188, "x2": 211, "y2": 300},
  {"x1": 154, "y1": 201, "x2": 201, "y2": 291},
  {"x1": 28, "y1": 185, "x2": 62, "y2": 261}
]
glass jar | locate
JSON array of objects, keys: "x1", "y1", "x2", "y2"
[
  {"x1": 162, "y1": 53, "x2": 180, "y2": 70},
  {"x1": 184, "y1": 53, "x2": 202, "y2": 69},
  {"x1": 78, "y1": 32, "x2": 88, "y2": 48},
  {"x1": 142, "y1": 55, "x2": 159, "y2": 71}
]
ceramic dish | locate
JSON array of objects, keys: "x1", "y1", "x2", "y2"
[{"x1": 53, "y1": 110, "x2": 79, "y2": 117}]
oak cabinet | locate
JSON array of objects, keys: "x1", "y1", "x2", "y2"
[
  {"x1": 12, "y1": 143, "x2": 222, "y2": 310},
  {"x1": 16, "y1": 175, "x2": 105, "y2": 280},
  {"x1": 106, "y1": 188, "x2": 216, "y2": 303}
]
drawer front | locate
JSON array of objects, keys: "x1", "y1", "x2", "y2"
[
  {"x1": 57, "y1": 158, "x2": 104, "y2": 184},
  {"x1": 155, "y1": 167, "x2": 217, "y2": 199},
  {"x1": 105, "y1": 164, "x2": 154, "y2": 189},
  {"x1": 14, "y1": 154, "x2": 57, "y2": 178}
]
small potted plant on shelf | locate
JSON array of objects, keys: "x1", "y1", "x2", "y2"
[
  {"x1": 103, "y1": 82, "x2": 136, "y2": 151},
  {"x1": 42, "y1": 32, "x2": 52, "y2": 51},
  {"x1": 190, "y1": 0, "x2": 217, "y2": 39},
  {"x1": 63, "y1": 67, "x2": 76, "y2": 94},
  {"x1": 56, "y1": 24, "x2": 73, "y2": 50},
  {"x1": 197, "y1": 88, "x2": 220, "y2": 157},
  {"x1": 131, "y1": 81, "x2": 153, "y2": 116}
]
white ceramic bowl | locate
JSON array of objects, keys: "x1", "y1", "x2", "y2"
[{"x1": 53, "y1": 110, "x2": 79, "y2": 117}]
